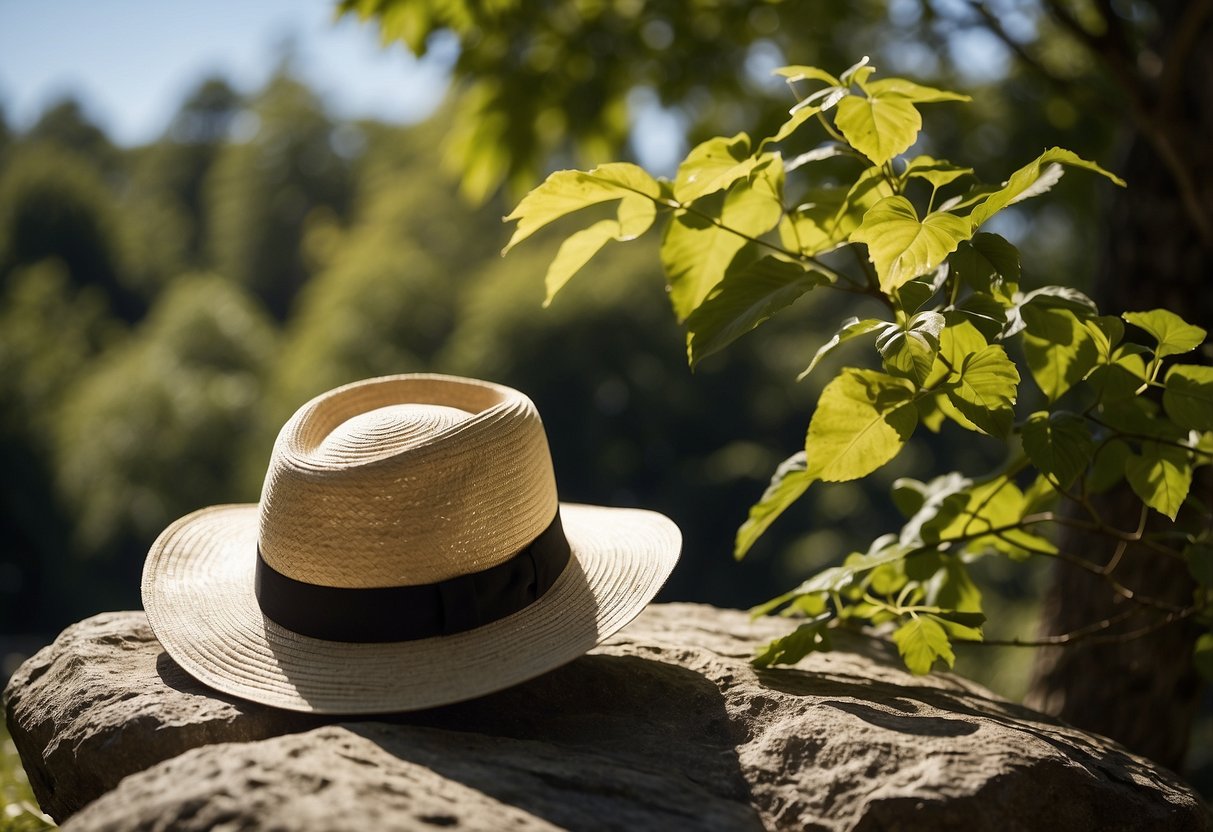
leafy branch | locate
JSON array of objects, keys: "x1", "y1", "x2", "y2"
[{"x1": 504, "y1": 58, "x2": 1213, "y2": 680}]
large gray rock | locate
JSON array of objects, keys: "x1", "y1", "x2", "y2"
[{"x1": 5, "y1": 604, "x2": 1210, "y2": 831}]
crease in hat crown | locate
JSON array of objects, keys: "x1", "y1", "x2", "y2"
[{"x1": 257, "y1": 374, "x2": 559, "y2": 590}]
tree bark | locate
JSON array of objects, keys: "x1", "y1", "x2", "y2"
[{"x1": 1025, "y1": 0, "x2": 1213, "y2": 772}]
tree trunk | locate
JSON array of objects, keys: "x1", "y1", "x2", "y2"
[{"x1": 1025, "y1": 0, "x2": 1213, "y2": 772}]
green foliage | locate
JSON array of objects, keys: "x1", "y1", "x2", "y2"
[
  {"x1": 507, "y1": 58, "x2": 1212, "y2": 675},
  {"x1": 1, "y1": 722, "x2": 54, "y2": 831},
  {"x1": 205, "y1": 74, "x2": 353, "y2": 318},
  {"x1": 0, "y1": 145, "x2": 141, "y2": 318},
  {"x1": 54, "y1": 275, "x2": 277, "y2": 557}
]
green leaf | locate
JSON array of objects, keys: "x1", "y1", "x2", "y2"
[
  {"x1": 752, "y1": 614, "x2": 833, "y2": 667},
  {"x1": 1196, "y1": 634, "x2": 1213, "y2": 684},
  {"x1": 835, "y1": 92, "x2": 921, "y2": 165},
  {"x1": 785, "y1": 142, "x2": 849, "y2": 171},
  {"x1": 504, "y1": 162, "x2": 660, "y2": 252},
  {"x1": 1123, "y1": 309, "x2": 1207, "y2": 358},
  {"x1": 542, "y1": 195, "x2": 657, "y2": 305},
  {"x1": 863, "y1": 78, "x2": 971, "y2": 104},
  {"x1": 1164, "y1": 365, "x2": 1213, "y2": 431},
  {"x1": 805, "y1": 369, "x2": 918, "y2": 482},
  {"x1": 1005, "y1": 285, "x2": 1098, "y2": 338},
  {"x1": 1125, "y1": 441, "x2": 1193, "y2": 520},
  {"x1": 895, "y1": 264, "x2": 950, "y2": 312},
  {"x1": 946, "y1": 345, "x2": 1020, "y2": 437},
  {"x1": 893, "y1": 615, "x2": 954, "y2": 674},
  {"x1": 969, "y1": 148, "x2": 1125, "y2": 229},
  {"x1": 774, "y1": 64, "x2": 842, "y2": 87},
  {"x1": 673, "y1": 133, "x2": 764, "y2": 204},
  {"x1": 1020, "y1": 411, "x2": 1095, "y2": 488},
  {"x1": 1185, "y1": 542, "x2": 1213, "y2": 587},
  {"x1": 901, "y1": 155, "x2": 973, "y2": 189},
  {"x1": 1021, "y1": 306, "x2": 1099, "y2": 401},
  {"x1": 954, "y1": 292, "x2": 1009, "y2": 342},
  {"x1": 935, "y1": 613, "x2": 985, "y2": 642},
  {"x1": 876, "y1": 311, "x2": 945, "y2": 385},
  {"x1": 779, "y1": 187, "x2": 850, "y2": 256},
  {"x1": 937, "y1": 476, "x2": 1053, "y2": 558},
  {"x1": 1101, "y1": 398, "x2": 1188, "y2": 442},
  {"x1": 662, "y1": 158, "x2": 784, "y2": 321},
  {"x1": 763, "y1": 106, "x2": 820, "y2": 147},
  {"x1": 923, "y1": 558, "x2": 984, "y2": 616},
  {"x1": 851, "y1": 196, "x2": 973, "y2": 292},
  {"x1": 833, "y1": 166, "x2": 898, "y2": 242},
  {"x1": 1088, "y1": 438, "x2": 1131, "y2": 494},
  {"x1": 949, "y1": 232, "x2": 1021, "y2": 299},
  {"x1": 735, "y1": 451, "x2": 813, "y2": 559},
  {"x1": 686, "y1": 258, "x2": 826, "y2": 366},
  {"x1": 895, "y1": 472, "x2": 971, "y2": 546},
  {"x1": 799, "y1": 317, "x2": 889, "y2": 380}
]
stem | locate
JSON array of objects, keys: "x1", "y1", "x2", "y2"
[
  {"x1": 815, "y1": 110, "x2": 847, "y2": 144},
  {"x1": 1102, "y1": 504, "x2": 1148, "y2": 576},
  {"x1": 975, "y1": 606, "x2": 1197, "y2": 648},
  {"x1": 990, "y1": 531, "x2": 1187, "y2": 613}
]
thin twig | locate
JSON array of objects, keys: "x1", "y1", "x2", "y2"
[
  {"x1": 975, "y1": 606, "x2": 1197, "y2": 647},
  {"x1": 991, "y1": 531, "x2": 1187, "y2": 613},
  {"x1": 1102, "y1": 504, "x2": 1148, "y2": 576}
]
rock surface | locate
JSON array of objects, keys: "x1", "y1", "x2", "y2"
[{"x1": 5, "y1": 603, "x2": 1211, "y2": 831}]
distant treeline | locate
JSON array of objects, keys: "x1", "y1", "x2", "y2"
[{"x1": 0, "y1": 73, "x2": 1005, "y2": 635}]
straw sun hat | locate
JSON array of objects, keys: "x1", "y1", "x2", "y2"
[{"x1": 142, "y1": 374, "x2": 681, "y2": 714}]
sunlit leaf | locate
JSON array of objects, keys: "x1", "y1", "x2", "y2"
[
  {"x1": 921, "y1": 557, "x2": 984, "y2": 615},
  {"x1": 893, "y1": 615, "x2": 954, "y2": 674},
  {"x1": 833, "y1": 167, "x2": 898, "y2": 241},
  {"x1": 798, "y1": 317, "x2": 890, "y2": 380},
  {"x1": 784, "y1": 142, "x2": 849, "y2": 171},
  {"x1": 946, "y1": 345, "x2": 1019, "y2": 437},
  {"x1": 805, "y1": 369, "x2": 918, "y2": 482},
  {"x1": 662, "y1": 158, "x2": 784, "y2": 320},
  {"x1": 543, "y1": 194, "x2": 657, "y2": 305},
  {"x1": 674, "y1": 133, "x2": 765, "y2": 204},
  {"x1": 504, "y1": 162, "x2": 660, "y2": 252},
  {"x1": 863, "y1": 78, "x2": 971, "y2": 104},
  {"x1": 894, "y1": 472, "x2": 971, "y2": 546},
  {"x1": 968, "y1": 148, "x2": 1125, "y2": 229},
  {"x1": 1123, "y1": 309, "x2": 1207, "y2": 359},
  {"x1": 735, "y1": 451, "x2": 813, "y2": 559},
  {"x1": 779, "y1": 186, "x2": 850, "y2": 256},
  {"x1": 774, "y1": 64, "x2": 843, "y2": 86},
  {"x1": 876, "y1": 311, "x2": 945, "y2": 385},
  {"x1": 851, "y1": 196, "x2": 972, "y2": 292},
  {"x1": 1021, "y1": 306, "x2": 1098, "y2": 401},
  {"x1": 902, "y1": 155, "x2": 973, "y2": 189},
  {"x1": 1126, "y1": 441, "x2": 1193, "y2": 520},
  {"x1": 835, "y1": 92, "x2": 921, "y2": 165},
  {"x1": 686, "y1": 257, "x2": 826, "y2": 366},
  {"x1": 752, "y1": 614, "x2": 833, "y2": 667}
]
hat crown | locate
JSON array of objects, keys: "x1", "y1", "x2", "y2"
[{"x1": 258, "y1": 375, "x2": 559, "y2": 589}]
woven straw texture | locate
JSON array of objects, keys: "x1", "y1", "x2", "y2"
[{"x1": 141, "y1": 374, "x2": 681, "y2": 713}]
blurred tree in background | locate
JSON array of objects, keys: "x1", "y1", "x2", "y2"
[{"x1": 205, "y1": 73, "x2": 354, "y2": 318}]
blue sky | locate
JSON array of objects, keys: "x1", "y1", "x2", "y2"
[{"x1": 0, "y1": 0, "x2": 455, "y2": 145}]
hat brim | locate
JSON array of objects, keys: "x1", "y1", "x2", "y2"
[{"x1": 141, "y1": 502, "x2": 680, "y2": 714}]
